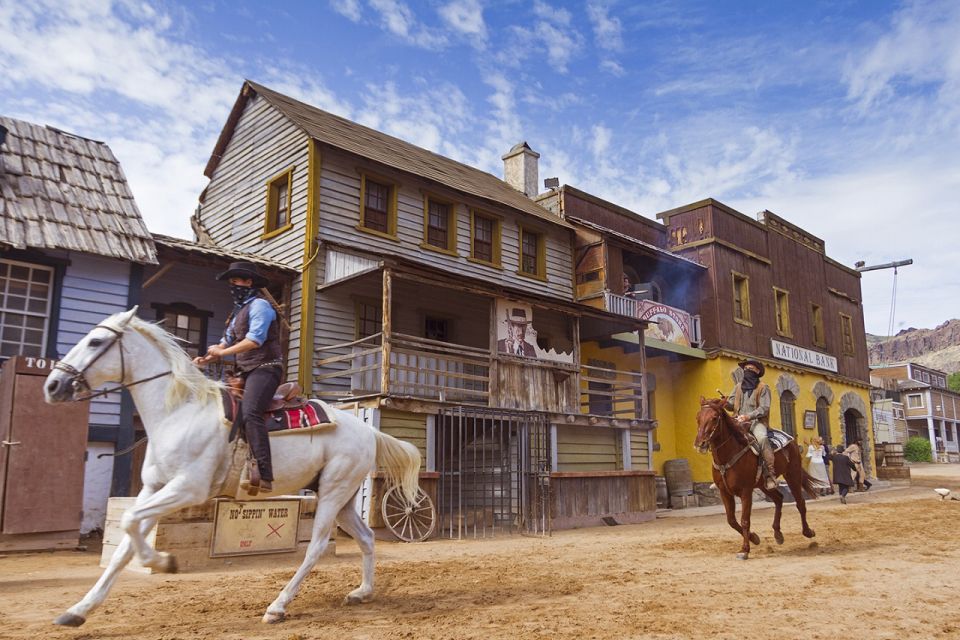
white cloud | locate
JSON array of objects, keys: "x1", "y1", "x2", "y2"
[
  {"x1": 329, "y1": 0, "x2": 362, "y2": 22},
  {"x1": 600, "y1": 59, "x2": 625, "y2": 76},
  {"x1": 438, "y1": 0, "x2": 487, "y2": 44},
  {"x1": 368, "y1": 0, "x2": 448, "y2": 49},
  {"x1": 587, "y1": 2, "x2": 623, "y2": 52}
]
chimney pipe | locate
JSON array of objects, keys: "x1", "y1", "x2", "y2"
[{"x1": 502, "y1": 141, "x2": 540, "y2": 199}]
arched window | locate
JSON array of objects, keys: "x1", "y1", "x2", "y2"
[
  {"x1": 780, "y1": 390, "x2": 796, "y2": 437},
  {"x1": 816, "y1": 396, "x2": 831, "y2": 446}
]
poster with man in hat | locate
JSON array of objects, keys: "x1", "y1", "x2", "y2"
[{"x1": 496, "y1": 304, "x2": 538, "y2": 357}]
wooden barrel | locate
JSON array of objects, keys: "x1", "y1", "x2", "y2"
[
  {"x1": 655, "y1": 476, "x2": 668, "y2": 508},
  {"x1": 884, "y1": 442, "x2": 904, "y2": 467},
  {"x1": 663, "y1": 459, "x2": 693, "y2": 496}
]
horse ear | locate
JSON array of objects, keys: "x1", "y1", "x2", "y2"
[
  {"x1": 117, "y1": 306, "x2": 139, "y2": 328},
  {"x1": 699, "y1": 395, "x2": 706, "y2": 406}
]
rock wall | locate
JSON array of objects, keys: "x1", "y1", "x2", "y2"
[{"x1": 868, "y1": 319, "x2": 960, "y2": 373}]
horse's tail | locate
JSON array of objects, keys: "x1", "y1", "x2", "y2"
[{"x1": 373, "y1": 430, "x2": 422, "y2": 503}]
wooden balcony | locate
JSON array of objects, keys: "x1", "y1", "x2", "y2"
[{"x1": 603, "y1": 291, "x2": 702, "y2": 348}]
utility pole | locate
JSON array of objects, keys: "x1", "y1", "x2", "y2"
[{"x1": 854, "y1": 259, "x2": 913, "y2": 336}]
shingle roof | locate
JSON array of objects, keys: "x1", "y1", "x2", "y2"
[
  {"x1": 205, "y1": 81, "x2": 571, "y2": 229},
  {"x1": 152, "y1": 233, "x2": 296, "y2": 273},
  {"x1": 0, "y1": 116, "x2": 157, "y2": 264}
]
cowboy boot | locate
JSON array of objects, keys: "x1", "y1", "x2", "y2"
[{"x1": 762, "y1": 443, "x2": 778, "y2": 490}]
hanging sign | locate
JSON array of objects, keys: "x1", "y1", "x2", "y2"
[{"x1": 771, "y1": 339, "x2": 838, "y2": 372}]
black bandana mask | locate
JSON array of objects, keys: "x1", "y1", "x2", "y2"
[
  {"x1": 741, "y1": 369, "x2": 760, "y2": 392},
  {"x1": 229, "y1": 284, "x2": 257, "y2": 308}
]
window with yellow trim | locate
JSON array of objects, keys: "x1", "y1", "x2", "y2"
[
  {"x1": 359, "y1": 174, "x2": 397, "y2": 236},
  {"x1": 839, "y1": 313, "x2": 854, "y2": 355},
  {"x1": 470, "y1": 210, "x2": 501, "y2": 265},
  {"x1": 264, "y1": 168, "x2": 293, "y2": 235},
  {"x1": 732, "y1": 272, "x2": 751, "y2": 324},
  {"x1": 423, "y1": 195, "x2": 456, "y2": 251},
  {"x1": 774, "y1": 287, "x2": 790, "y2": 336},
  {"x1": 811, "y1": 303, "x2": 825, "y2": 347},
  {"x1": 519, "y1": 226, "x2": 545, "y2": 278}
]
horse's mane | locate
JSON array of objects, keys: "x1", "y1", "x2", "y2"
[
  {"x1": 104, "y1": 313, "x2": 224, "y2": 410},
  {"x1": 703, "y1": 398, "x2": 749, "y2": 447}
]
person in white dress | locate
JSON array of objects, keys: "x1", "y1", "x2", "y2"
[{"x1": 806, "y1": 436, "x2": 832, "y2": 495}]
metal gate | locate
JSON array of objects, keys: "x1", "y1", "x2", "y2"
[{"x1": 436, "y1": 407, "x2": 551, "y2": 538}]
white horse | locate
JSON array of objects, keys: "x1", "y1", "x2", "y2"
[{"x1": 43, "y1": 307, "x2": 421, "y2": 626}]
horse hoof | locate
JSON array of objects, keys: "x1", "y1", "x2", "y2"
[
  {"x1": 343, "y1": 592, "x2": 374, "y2": 606},
  {"x1": 749, "y1": 533, "x2": 760, "y2": 545},
  {"x1": 157, "y1": 552, "x2": 178, "y2": 574},
  {"x1": 774, "y1": 531, "x2": 785, "y2": 545},
  {"x1": 53, "y1": 613, "x2": 86, "y2": 627},
  {"x1": 736, "y1": 552, "x2": 749, "y2": 560},
  {"x1": 262, "y1": 611, "x2": 285, "y2": 624},
  {"x1": 803, "y1": 529, "x2": 816, "y2": 539}
]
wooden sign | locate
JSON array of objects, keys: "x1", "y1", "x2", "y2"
[{"x1": 210, "y1": 499, "x2": 301, "y2": 557}]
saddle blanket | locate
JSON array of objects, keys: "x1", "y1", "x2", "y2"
[
  {"x1": 749, "y1": 428, "x2": 794, "y2": 455},
  {"x1": 267, "y1": 399, "x2": 330, "y2": 432}
]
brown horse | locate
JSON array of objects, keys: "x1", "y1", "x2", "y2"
[{"x1": 695, "y1": 396, "x2": 820, "y2": 559}]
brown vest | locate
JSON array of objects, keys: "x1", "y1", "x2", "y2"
[{"x1": 226, "y1": 297, "x2": 282, "y2": 372}]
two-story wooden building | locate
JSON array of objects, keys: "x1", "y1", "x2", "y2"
[
  {"x1": 196, "y1": 81, "x2": 657, "y2": 535},
  {"x1": 871, "y1": 363, "x2": 959, "y2": 461},
  {"x1": 654, "y1": 199, "x2": 875, "y2": 485}
]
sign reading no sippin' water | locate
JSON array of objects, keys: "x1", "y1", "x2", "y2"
[{"x1": 210, "y1": 499, "x2": 301, "y2": 557}]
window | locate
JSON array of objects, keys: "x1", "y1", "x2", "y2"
[
  {"x1": 839, "y1": 313, "x2": 854, "y2": 356},
  {"x1": 424, "y1": 316, "x2": 450, "y2": 342},
  {"x1": 732, "y1": 271, "x2": 751, "y2": 325},
  {"x1": 519, "y1": 226, "x2": 545, "y2": 278},
  {"x1": 811, "y1": 303, "x2": 825, "y2": 347},
  {"x1": 422, "y1": 195, "x2": 456, "y2": 253},
  {"x1": 774, "y1": 287, "x2": 790, "y2": 336},
  {"x1": 907, "y1": 393, "x2": 924, "y2": 409},
  {"x1": 816, "y1": 396, "x2": 831, "y2": 446},
  {"x1": 355, "y1": 301, "x2": 382, "y2": 339},
  {"x1": 921, "y1": 371, "x2": 930, "y2": 383},
  {"x1": 0, "y1": 259, "x2": 53, "y2": 359},
  {"x1": 152, "y1": 302, "x2": 212, "y2": 359},
  {"x1": 358, "y1": 174, "x2": 397, "y2": 237},
  {"x1": 470, "y1": 211, "x2": 501, "y2": 266},
  {"x1": 780, "y1": 390, "x2": 797, "y2": 437},
  {"x1": 264, "y1": 167, "x2": 294, "y2": 237}
]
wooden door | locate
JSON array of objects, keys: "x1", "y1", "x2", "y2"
[{"x1": 0, "y1": 357, "x2": 89, "y2": 534}]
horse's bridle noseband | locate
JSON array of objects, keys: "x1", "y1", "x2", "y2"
[{"x1": 54, "y1": 323, "x2": 171, "y2": 401}]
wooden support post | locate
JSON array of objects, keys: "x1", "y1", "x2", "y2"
[
  {"x1": 488, "y1": 298, "x2": 498, "y2": 407},
  {"x1": 142, "y1": 263, "x2": 174, "y2": 289},
  {"x1": 381, "y1": 268, "x2": 392, "y2": 397}
]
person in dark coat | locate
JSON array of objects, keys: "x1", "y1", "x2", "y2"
[{"x1": 828, "y1": 445, "x2": 858, "y2": 503}]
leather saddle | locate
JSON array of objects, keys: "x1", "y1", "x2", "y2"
[
  {"x1": 268, "y1": 381, "x2": 307, "y2": 411},
  {"x1": 220, "y1": 380, "x2": 327, "y2": 431}
]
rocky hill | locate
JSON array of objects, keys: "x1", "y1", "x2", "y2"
[{"x1": 868, "y1": 319, "x2": 960, "y2": 373}]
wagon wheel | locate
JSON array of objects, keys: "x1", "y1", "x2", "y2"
[{"x1": 381, "y1": 485, "x2": 436, "y2": 542}]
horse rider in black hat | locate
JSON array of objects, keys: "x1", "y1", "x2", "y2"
[
  {"x1": 726, "y1": 359, "x2": 779, "y2": 491},
  {"x1": 193, "y1": 261, "x2": 281, "y2": 493}
]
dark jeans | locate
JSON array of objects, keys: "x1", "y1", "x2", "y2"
[
  {"x1": 838, "y1": 484, "x2": 850, "y2": 498},
  {"x1": 241, "y1": 365, "x2": 282, "y2": 482}
]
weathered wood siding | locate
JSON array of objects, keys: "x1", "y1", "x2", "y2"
[
  {"x1": 495, "y1": 361, "x2": 578, "y2": 413},
  {"x1": 55, "y1": 252, "x2": 131, "y2": 431},
  {"x1": 555, "y1": 424, "x2": 620, "y2": 471},
  {"x1": 630, "y1": 431, "x2": 651, "y2": 469},
  {"x1": 200, "y1": 94, "x2": 310, "y2": 379},
  {"x1": 550, "y1": 473, "x2": 656, "y2": 523},
  {"x1": 379, "y1": 409, "x2": 427, "y2": 461},
  {"x1": 316, "y1": 148, "x2": 574, "y2": 300}
]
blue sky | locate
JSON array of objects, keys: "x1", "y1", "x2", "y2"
[{"x1": 2, "y1": 0, "x2": 958, "y2": 336}]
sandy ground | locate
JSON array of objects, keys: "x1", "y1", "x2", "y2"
[{"x1": 1, "y1": 484, "x2": 958, "y2": 640}]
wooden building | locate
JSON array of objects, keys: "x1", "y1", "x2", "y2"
[
  {"x1": 196, "y1": 81, "x2": 657, "y2": 534},
  {"x1": 871, "y1": 363, "x2": 959, "y2": 461},
  {"x1": 0, "y1": 115, "x2": 294, "y2": 536}
]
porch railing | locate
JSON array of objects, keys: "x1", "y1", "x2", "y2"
[
  {"x1": 315, "y1": 333, "x2": 490, "y2": 404},
  {"x1": 603, "y1": 291, "x2": 702, "y2": 347},
  {"x1": 580, "y1": 363, "x2": 647, "y2": 420}
]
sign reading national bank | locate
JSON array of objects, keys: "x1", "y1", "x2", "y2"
[{"x1": 770, "y1": 339, "x2": 838, "y2": 373}]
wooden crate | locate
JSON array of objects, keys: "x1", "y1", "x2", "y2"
[{"x1": 100, "y1": 497, "x2": 333, "y2": 574}]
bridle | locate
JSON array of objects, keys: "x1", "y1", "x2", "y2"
[
  {"x1": 698, "y1": 403, "x2": 755, "y2": 487},
  {"x1": 53, "y1": 323, "x2": 172, "y2": 401}
]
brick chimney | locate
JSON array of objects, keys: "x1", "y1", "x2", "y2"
[{"x1": 502, "y1": 142, "x2": 540, "y2": 199}]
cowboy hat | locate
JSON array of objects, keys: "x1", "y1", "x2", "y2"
[
  {"x1": 504, "y1": 307, "x2": 533, "y2": 324},
  {"x1": 737, "y1": 358, "x2": 765, "y2": 377},
  {"x1": 216, "y1": 261, "x2": 269, "y2": 288}
]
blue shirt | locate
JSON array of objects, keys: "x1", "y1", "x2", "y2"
[{"x1": 222, "y1": 298, "x2": 277, "y2": 346}]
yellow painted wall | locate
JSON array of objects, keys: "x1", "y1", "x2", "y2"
[{"x1": 651, "y1": 355, "x2": 874, "y2": 483}]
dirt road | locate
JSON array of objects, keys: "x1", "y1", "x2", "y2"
[{"x1": 1, "y1": 486, "x2": 957, "y2": 639}]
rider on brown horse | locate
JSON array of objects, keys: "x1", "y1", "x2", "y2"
[{"x1": 726, "y1": 359, "x2": 778, "y2": 491}]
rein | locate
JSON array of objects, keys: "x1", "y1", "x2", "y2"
[
  {"x1": 54, "y1": 323, "x2": 173, "y2": 402},
  {"x1": 700, "y1": 406, "x2": 756, "y2": 493}
]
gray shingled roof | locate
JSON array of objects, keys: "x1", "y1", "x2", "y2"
[
  {"x1": 205, "y1": 81, "x2": 571, "y2": 229},
  {"x1": 152, "y1": 233, "x2": 296, "y2": 273},
  {"x1": 0, "y1": 116, "x2": 157, "y2": 264}
]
